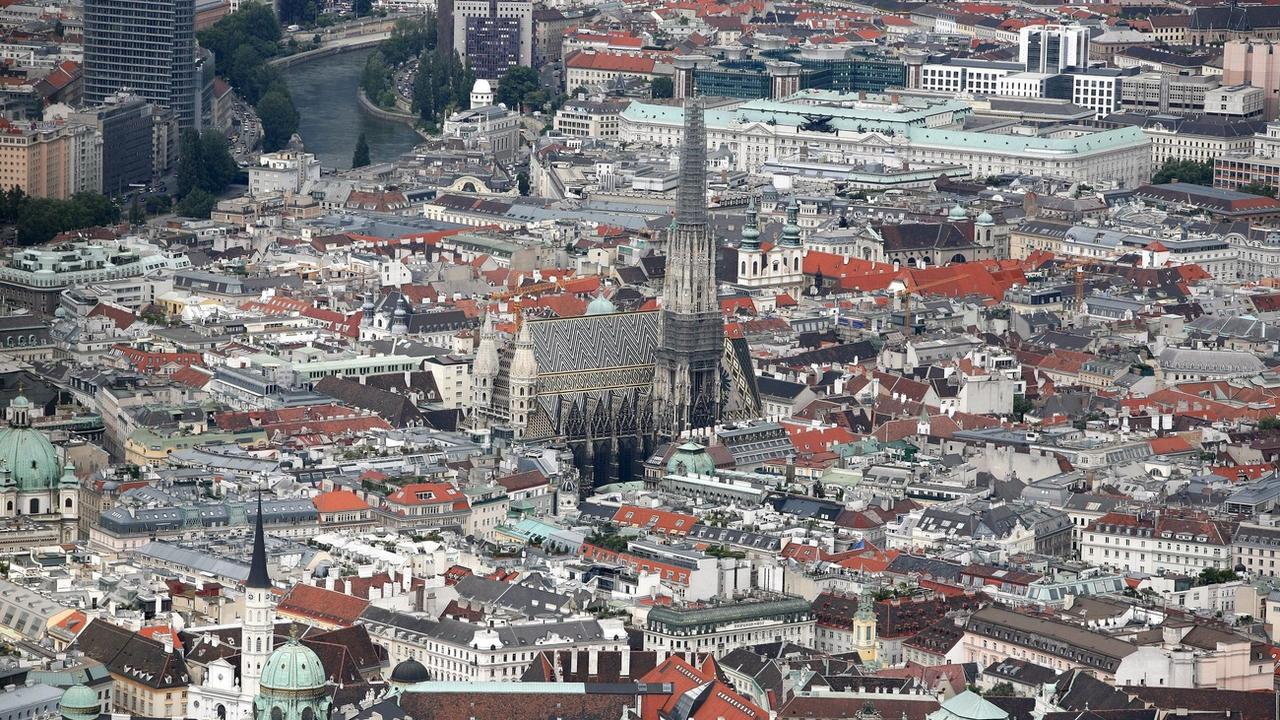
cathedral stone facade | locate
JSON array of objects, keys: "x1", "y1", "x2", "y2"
[{"x1": 470, "y1": 98, "x2": 760, "y2": 487}]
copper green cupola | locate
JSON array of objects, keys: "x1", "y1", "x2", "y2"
[
  {"x1": 0, "y1": 393, "x2": 62, "y2": 492},
  {"x1": 781, "y1": 198, "x2": 802, "y2": 248},
  {"x1": 254, "y1": 636, "x2": 332, "y2": 720},
  {"x1": 740, "y1": 196, "x2": 761, "y2": 252}
]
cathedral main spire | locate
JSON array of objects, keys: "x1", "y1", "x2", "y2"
[
  {"x1": 676, "y1": 96, "x2": 707, "y2": 227},
  {"x1": 653, "y1": 97, "x2": 724, "y2": 438}
]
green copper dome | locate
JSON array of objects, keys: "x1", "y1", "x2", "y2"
[
  {"x1": 948, "y1": 203, "x2": 968, "y2": 221},
  {"x1": 666, "y1": 441, "x2": 716, "y2": 476},
  {"x1": 586, "y1": 292, "x2": 617, "y2": 316},
  {"x1": 260, "y1": 639, "x2": 327, "y2": 692},
  {"x1": 60, "y1": 684, "x2": 99, "y2": 720},
  {"x1": 0, "y1": 395, "x2": 61, "y2": 492}
]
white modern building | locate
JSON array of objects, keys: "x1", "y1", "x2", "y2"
[
  {"x1": 1020, "y1": 24, "x2": 1090, "y2": 73},
  {"x1": 248, "y1": 147, "x2": 321, "y2": 197}
]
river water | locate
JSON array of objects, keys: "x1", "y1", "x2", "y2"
[{"x1": 284, "y1": 47, "x2": 423, "y2": 170}]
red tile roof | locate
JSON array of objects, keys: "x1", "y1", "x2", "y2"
[
  {"x1": 638, "y1": 655, "x2": 766, "y2": 720},
  {"x1": 386, "y1": 482, "x2": 469, "y2": 512},
  {"x1": 566, "y1": 50, "x2": 657, "y2": 74},
  {"x1": 1149, "y1": 435, "x2": 1194, "y2": 455},
  {"x1": 580, "y1": 544, "x2": 690, "y2": 585},
  {"x1": 313, "y1": 490, "x2": 369, "y2": 513},
  {"x1": 214, "y1": 405, "x2": 391, "y2": 436},
  {"x1": 612, "y1": 505, "x2": 698, "y2": 535},
  {"x1": 111, "y1": 344, "x2": 202, "y2": 373},
  {"x1": 496, "y1": 469, "x2": 549, "y2": 492},
  {"x1": 277, "y1": 584, "x2": 370, "y2": 627},
  {"x1": 88, "y1": 302, "x2": 136, "y2": 329}
]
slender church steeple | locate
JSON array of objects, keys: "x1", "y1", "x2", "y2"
[
  {"x1": 240, "y1": 488, "x2": 275, "y2": 697},
  {"x1": 653, "y1": 97, "x2": 724, "y2": 438},
  {"x1": 741, "y1": 196, "x2": 761, "y2": 252}
]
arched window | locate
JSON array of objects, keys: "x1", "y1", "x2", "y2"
[
  {"x1": 64, "y1": 497, "x2": 72, "y2": 509},
  {"x1": 302, "y1": 709, "x2": 315, "y2": 720},
  {"x1": 271, "y1": 707, "x2": 283, "y2": 720},
  {"x1": 216, "y1": 705, "x2": 226, "y2": 720},
  {"x1": 794, "y1": 257, "x2": 800, "y2": 271},
  {"x1": 28, "y1": 498, "x2": 38, "y2": 514}
]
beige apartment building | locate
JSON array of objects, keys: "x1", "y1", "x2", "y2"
[{"x1": 0, "y1": 119, "x2": 100, "y2": 199}]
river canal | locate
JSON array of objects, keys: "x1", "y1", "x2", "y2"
[{"x1": 284, "y1": 46, "x2": 422, "y2": 170}]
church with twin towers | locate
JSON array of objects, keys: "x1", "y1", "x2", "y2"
[{"x1": 469, "y1": 97, "x2": 761, "y2": 488}]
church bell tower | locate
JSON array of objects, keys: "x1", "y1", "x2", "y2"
[
  {"x1": 652, "y1": 97, "x2": 723, "y2": 438},
  {"x1": 241, "y1": 490, "x2": 275, "y2": 697}
]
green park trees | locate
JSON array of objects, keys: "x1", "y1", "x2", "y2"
[
  {"x1": 496, "y1": 65, "x2": 544, "y2": 111},
  {"x1": 199, "y1": 4, "x2": 299, "y2": 153}
]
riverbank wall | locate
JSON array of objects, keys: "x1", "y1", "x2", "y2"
[
  {"x1": 355, "y1": 88, "x2": 431, "y2": 139},
  {"x1": 268, "y1": 33, "x2": 389, "y2": 68}
]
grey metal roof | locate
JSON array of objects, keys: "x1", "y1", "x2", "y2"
[
  {"x1": 130, "y1": 541, "x2": 252, "y2": 582},
  {"x1": 360, "y1": 606, "x2": 612, "y2": 647},
  {"x1": 647, "y1": 596, "x2": 812, "y2": 629}
]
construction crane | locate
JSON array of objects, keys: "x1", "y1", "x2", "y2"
[{"x1": 1054, "y1": 257, "x2": 1089, "y2": 308}]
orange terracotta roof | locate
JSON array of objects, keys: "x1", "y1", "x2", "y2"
[
  {"x1": 386, "y1": 482, "x2": 469, "y2": 512},
  {"x1": 612, "y1": 505, "x2": 698, "y2": 535},
  {"x1": 566, "y1": 50, "x2": 657, "y2": 73},
  {"x1": 1149, "y1": 436, "x2": 1193, "y2": 455},
  {"x1": 277, "y1": 584, "x2": 370, "y2": 626},
  {"x1": 313, "y1": 490, "x2": 369, "y2": 513}
]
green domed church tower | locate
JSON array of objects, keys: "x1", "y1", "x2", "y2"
[
  {"x1": 0, "y1": 392, "x2": 78, "y2": 541},
  {"x1": 253, "y1": 638, "x2": 331, "y2": 720}
]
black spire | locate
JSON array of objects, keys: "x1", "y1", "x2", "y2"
[{"x1": 246, "y1": 488, "x2": 271, "y2": 589}]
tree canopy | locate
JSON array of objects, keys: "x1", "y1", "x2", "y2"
[
  {"x1": 276, "y1": 0, "x2": 318, "y2": 27},
  {"x1": 175, "y1": 189, "x2": 217, "y2": 219},
  {"x1": 198, "y1": 3, "x2": 282, "y2": 99},
  {"x1": 1151, "y1": 158, "x2": 1214, "y2": 186},
  {"x1": 174, "y1": 128, "x2": 240, "y2": 219},
  {"x1": 256, "y1": 89, "x2": 300, "y2": 152},
  {"x1": 495, "y1": 65, "x2": 544, "y2": 111},
  {"x1": 200, "y1": 3, "x2": 299, "y2": 152},
  {"x1": 352, "y1": 133, "x2": 371, "y2": 169},
  {"x1": 412, "y1": 49, "x2": 474, "y2": 128},
  {"x1": 382, "y1": 15, "x2": 433, "y2": 66},
  {"x1": 1240, "y1": 181, "x2": 1277, "y2": 198},
  {"x1": 12, "y1": 192, "x2": 120, "y2": 245}
]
